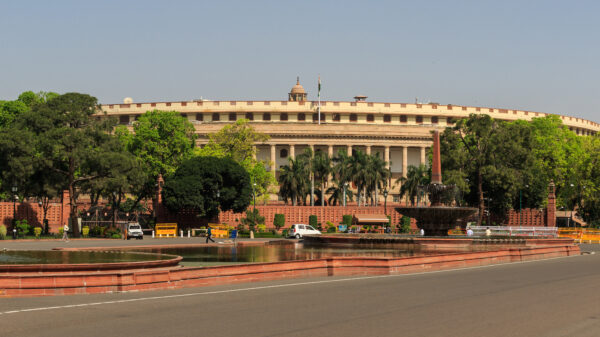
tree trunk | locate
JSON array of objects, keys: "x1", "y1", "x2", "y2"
[
  {"x1": 68, "y1": 157, "x2": 80, "y2": 238},
  {"x1": 310, "y1": 173, "x2": 315, "y2": 206},
  {"x1": 478, "y1": 170, "x2": 484, "y2": 226},
  {"x1": 321, "y1": 179, "x2": 325, "y2": 207}
]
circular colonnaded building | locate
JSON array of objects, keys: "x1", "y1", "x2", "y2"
[{"x1": 102, "y1": 79, "x2": 600, "y2": 201}]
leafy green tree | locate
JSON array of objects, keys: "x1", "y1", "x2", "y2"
[
  {"x1": 196, "y1": 119, "x2": 275, "y2": 204},
  {"x1": 17, "y1": 93, "x2": 129, "y2": 237},
  {"x1": 397, "y1": 165, "x2": 429, "y2": 206},
  {"x1": 297, "y1": 148, "x2": 316, "y2": 206},
  {"x1": 273, "y1": 213, "x2": 285, "y2": 231},
  {"x1": 162, "y1": 156, "x2": 251, "y2": 220}
]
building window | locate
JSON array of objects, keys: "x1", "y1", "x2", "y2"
[
  {"x1": 229, "y1": 113, "x2": 236, "y2": 121},
  {"x1": 180, "y1": 113, "x2": 187, "y2": 119},
  {"x1": 447, "y1": 117, "x2": 455, "y2": 125},
  {"x1": 350, "y1": 113, "x2": 357, "y2": 122},
  {"x1": 431, "y1": 116, "x2": 438, "y2": 124},
  {"x1": 212, "y1": 113, "x2": 220, "y2": 121},
  {"x1": 245, "y1": 112, "x2": 253, "y2": 121},
  {"x1": 383, "y1": 114, "x2": 391, "y2": 123},
  {"x1": 400, "y1": 115, "x2": 407, "y2": 123},
  {"x1": 263, "y1": 113, "x2": 271, "y2": 121},
  {"x1": 416, "y1": 116, "x2": 423, "y2": 124},
  {"x1": 393, "y1": 195, "x2": 400, "y2": 203},
  {"x1": 280, "y1": 113, "x2": 288, "y2": 121},
  {"x1": 196, "y1": 113, "x2": 203, "y2": 121},
  {"x1": 312, "y1": 113, "x2": 325, "y2": 122},
  {"x1": 280, "y1": 149, "x2": 288, "y2": 158},
  {"x1": 119, "y1": 115, "x2": 129, "y2": 125},
  {"x1": 298, "y1": 113, "x2": 306, "y2": 121},
  {"x1": 332, "y1": 113, "x2": 340, "y2": 122},
  {"x1": 366, "y1": 114, "x2": 374, "y2": 122}
]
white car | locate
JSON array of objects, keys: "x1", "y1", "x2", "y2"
[
  {"x1": 288, "y1": 224, "x2": 321, "y2": 239},
  {"x1": 126, "y1": 223, "x2": 144, "y2": 240}
]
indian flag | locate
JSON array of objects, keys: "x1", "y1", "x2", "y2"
[{"x1": 318, "y1": 76, "x2": 321, "y2": 98}]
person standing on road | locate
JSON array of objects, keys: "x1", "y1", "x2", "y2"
[
  {"x1": 62, "y1": 224, "x2": 69, "y2": 242},
  {"x1": 206, "y1": 226, "x2": 215, "y2": 243},
  {"x1": 485, "y1": 227, "x2": 491, "y2": 237},
  {"x1": 467, "y1": 227, "x2": 474, "y2": 236}
]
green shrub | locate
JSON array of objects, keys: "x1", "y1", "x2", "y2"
[
  {"x1": 33, "y1": 227, "x2": 42, "y2": 238},
  {"x1": 400, "y1": 216, "x2": 411, "y2": 233},
  {"x1": 342, "y1": 215, "x2": 353, "y2": 227},
  {"x1": 104, "y1": 227, "x2": 121, "y2": 238},
  {"x1": 0, "y1": 225, "x2": 6, "y2": 239},
  {"x1": 273, "y1": 213, "x2": 285, "y2": 231},
  {"x1": 16, "y1": 219, "x2": 30, "y2": 238},
  {"x1": 256, "y1": 224, "x2": 266, "y2": 233},
  {"x1": 111, "y1": 233, "x2": 122, "y2": 239},
  {"x1": 241, "y1": 209, "x2": 265, "y2": 231},
  {"x1": 309, "y1": 215, "x2": 318, "y2": 228},
  {"x1": 327, "y1": 226, "x2": 336, "y2": 233},
  {"x1": 282, "y1": 229, "x2": 288, "y2": 237},
  {"x1": 82, "y1": 226, "x2": 90, "y2": 238}
]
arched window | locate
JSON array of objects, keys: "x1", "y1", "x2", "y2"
[
  {"x1": 280, "y1": 113, "x2": 288, "y2": 121},
  {"x1": 366, "y1": 114, "x2": 374, "y2": 122},
  {"x1": 245, "y1": 112, "x2": 253, "y2": 120},
  {"x1": 298, "y1": 113, "x2": 306, "y2": 121},
  {"x1": 212, "y1": 113, "x2": 220, "y2": 121},
  {"x1": 280, "y1": 149, "x2": 288, "y2": 158},
  {"x1": 349, "y1": 114, "x2": 357, "y2": 122},
  {"x1": 229, "y1": 113, "x2": 237, "y2": 121},
  {"x1": 263, "y1": 113, "x2": 271, "y2": 121}
]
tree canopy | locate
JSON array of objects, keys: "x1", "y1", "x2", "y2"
[{"x1": 162, "y1": 156, "x2": 251, "y2": 219}]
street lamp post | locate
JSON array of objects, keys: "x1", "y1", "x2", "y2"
[
  {"x1": 12, "y1": 186, "x2": 17, "y2": 239},
  {"x1": 252, "y1": 183, "x2": 257, "y2": 219},
  {"x1": 383, "y1": 189, "x2": 388, "y2": 215},
  {"x1": 570, "y1": 183, "x2": 574, "y2": 227},
  {"x1": 343, "y1": 182, "x2": 348, "y2": 207}
]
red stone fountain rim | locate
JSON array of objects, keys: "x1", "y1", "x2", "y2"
[{"x1": 0, "y1": 251, "x2": 182, "y2": 273}]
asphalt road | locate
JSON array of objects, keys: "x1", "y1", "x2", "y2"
[{"x1": 2, "y1": 245, "x2": 599, "y2": 337}]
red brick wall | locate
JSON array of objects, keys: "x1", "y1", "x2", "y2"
[
  {"x1": 0, "y1": 201, "x2": 63, "y2": 231},
  {"x1": 504, "y1": 209, "x2": 547, "y2": 227}
]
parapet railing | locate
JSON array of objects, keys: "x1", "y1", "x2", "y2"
[{"x1": 458, "y1": 226, "x2": 558, "y2": 237}]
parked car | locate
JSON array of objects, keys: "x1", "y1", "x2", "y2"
[
  {"x1": 288, "y1": 224, "x2": 321, "y2": 239},
  {"x1": 126, "y1": 223, "x2": 144, "y2": 240}
]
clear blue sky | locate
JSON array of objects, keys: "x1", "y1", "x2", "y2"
[{"x1": 1, "y1": 0, "x2": 599, "y2": 121}]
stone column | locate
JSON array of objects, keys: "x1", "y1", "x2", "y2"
[
  {"x1": 366, "y1": 145, "x2": 371, "y2": 155},
  {"x1": 290, "y1": 144, "x2": 295, "y2": 159},
  {"x1": 328, "y1": 144, "x2": 333, "y2": 158},
  {"x1": 384, "y1": 146, "x2": 390, "y2": 169},
  {"x1": 347, "y1": 145, "x2": 353, "y2": 157},
  {"x1": 270, "y1": 144, "x2": 276, "y2": 172},
  {"x1": 402, "y1": 146, "x2": 408, "y2": 178},
  {"x1": 420, "y1": 147, "x2": 426, "y2": 165},
  {"x1": 252, "y1": 145, "x2": 257, "y2": 160}
]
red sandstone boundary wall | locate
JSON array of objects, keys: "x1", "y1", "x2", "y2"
[{"x1": 0, "y1": 244, "x2": 579, "y2": 297}]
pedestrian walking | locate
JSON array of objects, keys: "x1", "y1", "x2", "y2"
[
  {"x1": 62, "y1": 224, "x2": 69, "y2": 242},
  {"x1": 206, "y1": 226, "x2": 215, "y2": 243},
  {"x1": 466, "y1": 227, "x2": 474, "y2": 237},
  {"x1": 420, "y1": 228, "x2": 425, "y2": 236}
]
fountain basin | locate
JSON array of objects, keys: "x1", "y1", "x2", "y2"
[{"x1": 396, "y1": 206, "x2": 478, "y2": 236}]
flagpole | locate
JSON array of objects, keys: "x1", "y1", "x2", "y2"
[{"x1": 318, "y1": 75, "x2": 321, "y2": 125}]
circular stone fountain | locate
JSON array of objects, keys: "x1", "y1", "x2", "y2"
[
  {"x1": 395, "y1": 131, "x2": 477, "y2": 236},
  {"x1": 0, "y1": 250, "x2": 182, "y2": 272}
]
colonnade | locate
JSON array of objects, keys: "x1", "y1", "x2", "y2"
[{"x1": 254, "y1": 143, "x2": 430, "y2": 178}]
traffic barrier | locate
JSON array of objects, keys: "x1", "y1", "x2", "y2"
[
  {"x1": 155, "y1": 223, "x2": 177, "y2": 238},
  {"x1": 558, "y1": 228, "x2": 600, "y2": 243}
]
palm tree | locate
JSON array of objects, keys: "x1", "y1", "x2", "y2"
[
  {"x1": 326, "y1": 178, "x2": 354, "y2": 206},
  {"x1": 349, "y1": 151, "x2": 369, "y2": 206},
  {"x1": 396, "y1": 164, "x2": 429, "y2": 206},
  {"x1": 277, "y1": 157, "x2": 308, "y2": 206},
  {"x1": 331, "y1": 150, "x2": 354, "y2": 206},
  {"x1": 297, "y1": 148, "x2": 315, "y2": 206},
  {"x1": 365, "y1": 153, "x2": 390, "y2": 206},
  {"x1": 312, "y1": 151, "x2": 331, "y2": 206}
]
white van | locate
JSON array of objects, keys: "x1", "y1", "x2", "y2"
[
  {"x1": 126, "y1": 223, "x2": 144, "y2": 240},
  {"x1": 288, "y1": 224, "x2": 321, "y2": 239}
]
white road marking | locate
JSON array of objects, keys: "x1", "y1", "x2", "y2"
[{"x1": 0, "y1": 254, "x2": 582, "y2": 315}]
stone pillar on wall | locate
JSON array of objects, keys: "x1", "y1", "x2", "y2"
[
  {"x1": 155, "y1": 174, "x2": 165, "y2": 222},
  {"x1": 270, "y1": 144, "x2": 276, "y2": 172},
  {"x1": 347, "y1": 145, "x2": 353, "y2": 157},
  {"x1": 290, "y1": 144, "x2": 295, "y2": 159},
  {"x1": 366, "y1": 145, "x2": 371, "y2": 155},
  {"x1": 384, "y1": 146, "x2": 390, "y2": 169},
  {"x1": 420, "y1": 147, "x2": 426, "y2": 165},
  {"x1": 252, "y1": 145, "x2": 257, "y2": 160},
  {"x1": 402, "y1": 146, "x2": 408, "y2": 178},
  {"x1": 328, "y1": 144, "x2": 333, "y2": 158},
  {"x1": 61, "y1": 190, "x2": 70, "y2": 227},
  {"x1": 546, "y1": 180, "x2": 556, "y2": 227}
]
